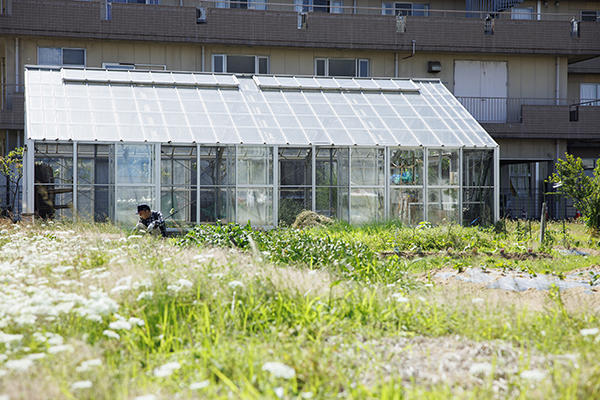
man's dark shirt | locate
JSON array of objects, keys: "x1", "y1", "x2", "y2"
[{"x1": 140, "y1": 211, "x2": 166, "y2": 237}]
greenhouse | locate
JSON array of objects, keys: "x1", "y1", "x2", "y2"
[{"x1": 22, "y1": 67, "x2": 498, "y2": 228}]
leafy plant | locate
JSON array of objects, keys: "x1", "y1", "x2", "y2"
[
  {"x1": 0, "y1": 147, "x2": 24, "y2": 219},
  {"x1": 547, "y1": 154, "x2": 600, "y2": 235}
]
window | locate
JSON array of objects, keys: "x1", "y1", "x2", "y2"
[
  {"x1": 38, "y1": 47, "x2": 86, "y2": 67},
  {"x1": 295, "y1": 0, "x2": 343, "y2": 13},
  {"x1": 102, "y1": 63, "x2": 166, "y2": 71},
  {"x1": 315, "y1": 58, "x2": 369, "y2": 77},
  {"x1": 581, "y1": 11, "x2": 599, "y2": 22},
  {"x1": 216, "y1": 0, "x2": 266, "y2": 10},
  {"x1": 511, "y1": 7, "x2": 533, "y2": 20},
  {"x1": 382, "y1": 2, "x2": 429, "y2": 16},
  {"x1": 107, "y1": 0, "x2": 160, "y2": 20},
  {"x1": 212, "y1": 55, "x2": 269, "y2": 74},
  {"x1": 580, "y1": 83, "x2": 600, "y2": 106}
]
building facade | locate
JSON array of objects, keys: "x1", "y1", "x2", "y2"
[{"x1": 1, "y1": 0, "x2": 599, "y2": 221}]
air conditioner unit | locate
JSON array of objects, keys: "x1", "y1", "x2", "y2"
[{"x1": 196, "y1": 7, "x2": 207, "y2": 24}]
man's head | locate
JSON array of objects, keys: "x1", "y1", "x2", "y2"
[{"x1": 136, "y1": 204, "x2": 151, "y2": 219}]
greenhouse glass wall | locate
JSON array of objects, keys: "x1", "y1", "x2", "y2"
[{"x1": 23, "y1": 67, "x2": 499, "y2": 228}]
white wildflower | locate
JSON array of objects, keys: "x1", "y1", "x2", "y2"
[
  {"x1": 274, "y1": 387, "x2": 284, "y2": 398},
  {"x1": 262, "y1": 362, "x2": 296, "y2": 379},
  {"x1": 301, "y1": 392, "x2": 314, "y2": 399},
  {"x1": 46, "y1": 334, "x2": 64, "y2": 346},
  {"x1": 189, "y1": 380, "x2": 210, "y2": 390},
  {"x1": 208, "y1": 273, "x2": 223, "y2": 278},
  {"x1": 27, "y1": 353, "x2": 46, "y2": 360},
  {"x1": 127, "y1": 235, "x2": 143, "y2": 240},
  {"x1": 71, "y1": 380, "x2": 93, "y2": 389},
  {"x1": 520, "y1": 369, "x2": 547, "y2": 381},
  {"x1": 167, "y1": 285, "x2": 181, "y2": 293},
  {"x1": 135, "y1": 395, "x2": 156, "y2": 400},
  {"x1": 469, "y1": 362, "x2": 493, "y2": 375},
  {"x1": 76, "y1": 359, "x2": 102, "y2": 372},
  {"x1": 177, "y1": 279, "x2": 193, "y2": 288},
  {"x1": 137, "y1": 291, "x2": 154, "y2": 301},
  {"x1": 48, "y1": 344, "x2": 74, "y2": 354},
  {"x1": 109, "y1": 320, "x2": 132, "y2": 331},
  {"x1": 5, "y1": 358, "x2": 34, "y2": 371},
  {"x1": 580, "y1": 328, "x2": 600, "y2": 336},
  {"x1": 228, "y1": 281, "x2": 244, "y2": 289},
  {"x1": 0, "y1": 332, "x2": 23, "y2": 344},
  {"x1": 162, "y1": 257, "x2": 172, "y2": 262},
  {"x1": 132, "y1": 279, "x2": 152, "y2": 290},
  {"x1": 471, "y1": 298, "x2": 484, "y2": 304},
  {"x1": 103, "y1": 330, "x2": 120, "y2": 340},
  {"x1": 153, "y1": 361, "x2": 181, "y2": 378},
  {"x1": 52, "y1": 266, "x2": 74, "y2": 274},
  {"x1": 0, "y1": 369, "x2": 6, "y2": 377},
  {"x1": 391, "y1": 293, "x2": 409, "y2": 303},
  {"x1": 128, "y1": 317, "x2": 145, "y2": 327},
  {"x1": 33, "y1": 333, "x2": 47, "y2": 342}
]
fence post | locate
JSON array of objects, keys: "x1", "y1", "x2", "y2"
[{"x1": 539, "y1": 202, "x2": 547, "y2": 245}]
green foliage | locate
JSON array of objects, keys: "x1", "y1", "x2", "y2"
[
  {"x1": 0, "y1": 147, "x2": 24, "y2": 218},
  {"x1": 548, "y1": 153, "x2": 600, "y2": 234}
]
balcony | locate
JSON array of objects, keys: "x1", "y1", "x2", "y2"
[
  {"x1": 457, "y1": 97, "x2": 600, "y2": 139},
  {"x1": 0, "y1": 85, "x2": 24, "y2": 131},
  {"x1": 1, "y1": 0, "x2": 599, "y2": 56}
]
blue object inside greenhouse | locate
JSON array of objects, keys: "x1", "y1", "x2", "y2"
[
  {"x1": 435, "y1": 267, "x2": 599, "y2": 293},
  {"x1": 391, "y1": 171, "x2": 417, "y2": 184}
]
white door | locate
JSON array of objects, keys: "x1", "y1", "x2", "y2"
[{"x1": 454, "y1": 60, "x2": 507, "y2": 122}]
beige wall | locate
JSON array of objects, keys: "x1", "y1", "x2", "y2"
[
  {"x1": 568, "y1": 73, "x2": 600, "y2": 99},
  {"x1": 9, "y1": 38, "x2": 571, "y2": 101},
  {"x1": 497, "y1": 138, "x2": 567, "y2": 160}
]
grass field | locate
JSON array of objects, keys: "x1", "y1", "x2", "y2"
[{"x1": 1, "y1": 218, "x2": 599, "y2": 399}]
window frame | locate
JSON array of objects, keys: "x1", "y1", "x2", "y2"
[
  {"x1": 580, "y1": 10, "x2": 599, "y2": 22},
  {"x1": 381, "y1": 2, "x2": 429, "y2": 16},
  {"x1": 38, "y1": 47, "x2": 86, "y2": 67},
  {"x1": 314, "y1": 58, "x2": 370, "y2": 78},
  {"x1": 212, "y1": 54, "x2": 270, "y2": 74},
  {"x1": 511, "y1": 6, "x2": 534, "y2": 20}
]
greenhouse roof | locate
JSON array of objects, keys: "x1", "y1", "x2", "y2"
[{"x1": 24, "y1": 67, "x2": 497, "y2": 148}]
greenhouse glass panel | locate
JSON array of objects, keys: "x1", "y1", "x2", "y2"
[
  {"x1": 390, "y1": 188, "x2": 423, "y2": 225},
  {"x1": 77, "y1": 144, "x2": 115, "y2": 222},
  {"x1": 116, "y1": 186, "x2": 155, "y2": 225},
  {"x1": 200, "y1": 146, "x2": 235, "y2": 186},
  {"x1": 428, "y1": 149, "x2": 459, "y2": 186},
  {"x1": 350, "y1": 148, "x2": 384, "y2": 186},
  {"x1": 279, "y1": 147, "x2": 312, "y2": 225},
  {"x1": 390, "y1": 148, "x2": 423, "y2": 186},
  {"x1": 428, "y1": 188, "x2": 459, "y2": 225},
  {"x1": 117, "y1": 144, "x2": 154, "y2": 185},
  {"x1": 316, "y1": 148, "x2": 349, "y2": 219},
  {"x1": 463, "y1": 149, "x2": 494, "y2": 226},
  {"x1": 350, "y1": 188, "x2": 384, "y2": 224},
  {"x1": 199, "y1": 187, "x2": 234, "y2": 223},
  {"x1": 237, "y1": 146, "x2": 273, "y2": 185},
  {"x1": 34, "y1": 143, "x2": 74, "y2": 219},
  {"x1": 236, "y1": 188, "x2": 273, "y2": 226},
  {"x1": 161, "y1": 146, "x2": 197, "y2": 225}
]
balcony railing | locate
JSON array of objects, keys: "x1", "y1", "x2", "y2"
[
  {"x1": 455, "y1": 97, "x2": 591, "y2": 123},
  {"x1": 1, "y1": 0, "x2": 597, "y2": 22}
]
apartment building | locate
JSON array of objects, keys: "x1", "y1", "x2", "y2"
[{"x1": 1, "y1": 0, "x2": 599, "y2": 220}]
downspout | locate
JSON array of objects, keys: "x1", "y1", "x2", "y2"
[
  {"x1": 402, "y1": 40, "x2": 416, "y2": 60},
  {"x1": 394, "y1": 53, "x2": 398, "y2": 78},
  {"x1": 536, "y1": 0, "x2": 541, "y2": 20},
  {"x1": 15, "y1": 37, "x2": 19, "y2": 92},
  {"x1": 201, "y1": 46, "x2": 205, "y2": 72},
  {"x1": 555, "y1": 56, "x2": 560, "y2": 105},
  {"x1": 353, "y1": 0, "x2": 356, "y2": 14}
]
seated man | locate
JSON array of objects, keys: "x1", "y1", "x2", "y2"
[{"x1": 135, "y1": 204, "x2": 166, "y2": 237}]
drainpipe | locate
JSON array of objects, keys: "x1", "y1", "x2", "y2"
[
  {"x1": 537, "y1": 0, "x2": 541, "y2": 20},
  {"x1": 555, "y1": 57, "x2": 560, "y2": 105},
  {"x1": 394, "y1": 53, "x2": 398, "y2": 78},
  {"x1": 202, "y1": 46, "x2": 205, "y2": 72},
  {"x1": 353, "y1": 0, "x2": 356, "y2": 14},
  {"x1": 15, "y1": 37, "x2": 19, "y2": 92},
  {"x1": 402, "y1": 40, "x2": 416, "y2": 60}
]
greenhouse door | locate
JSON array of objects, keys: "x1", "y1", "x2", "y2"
[{"x1": 454, "y1": 61, "x2": 507, "y2": 122}]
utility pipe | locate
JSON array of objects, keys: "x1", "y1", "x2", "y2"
[
  {"x1": 15, "y1": 37, "x2": 19, "y2": 92},
  {"x1": 402, "y1": 40, "x2": 416, "y2": 60},
  {"x1": 555, "y1": 56, "x2": 560, "y2": 105},
  {"x1": 201, "y1": 45, "x2": 205, "y2": 72},
  {"x1": 394, "y1": 53, "x2": 398, "y2": 78},
  {"x1": 537, "y1": 0, "x2": 541, "y2": 20}
]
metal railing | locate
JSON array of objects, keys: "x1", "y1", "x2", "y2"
[
  {"x1": 455, "y1": 97, "x2": 593, "y2": 123},
  {"x1": 2, "y1": 0, "x2": 596, "y2": 22}
]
